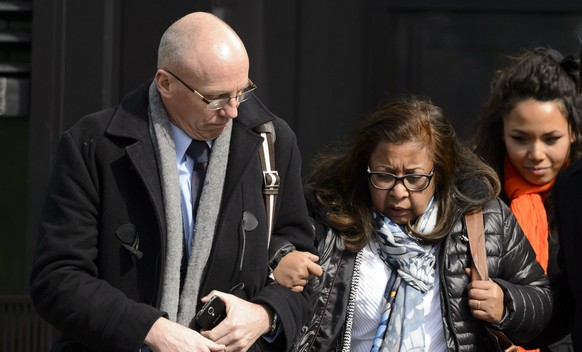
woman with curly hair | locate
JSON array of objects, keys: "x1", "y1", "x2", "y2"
[{"x1": 469, "y1": 47, "x2": 582, "y2": 352}]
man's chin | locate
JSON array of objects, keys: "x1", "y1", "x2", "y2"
[{"x1": 203, "y1": 121, "x2": 231, "y2": 140}]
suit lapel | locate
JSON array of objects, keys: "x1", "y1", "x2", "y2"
[
  {"x1": 222, "y1": 95, "x2": 276, "y2": 204},
  {"x1": 222, "y1": 120, "x2": 264, "y2": 204},
  {"x1": 105, "y1": 83, "x2": 165, "y2": 231},
  {"x1": 125, "y1": 141, "x2": 164, "y2": 224}
]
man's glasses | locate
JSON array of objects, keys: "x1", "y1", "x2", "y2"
[
  {"x1": 367, "y1": 167, "x2": 434, "y2": 192},
  {"x1": 165, "y1": 70, "x2": 257, "y2": 110}
]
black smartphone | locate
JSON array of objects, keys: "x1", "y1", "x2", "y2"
[{"x1": 195, "y1": 295, "x2": 226, "y2": 330}]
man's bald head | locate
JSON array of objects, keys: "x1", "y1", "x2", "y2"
[
  {"x1": 154, "y1": 12, "x2": 252, "y2": 140},
  {"x1": 157, "y1": 12, "x2": 249, "y2": 76}
]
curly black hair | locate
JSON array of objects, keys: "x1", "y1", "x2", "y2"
[{"x1": 469, "y1": 47, "x2": 582, "y2": 178}]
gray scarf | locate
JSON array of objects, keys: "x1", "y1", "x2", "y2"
[{"x1": 148, "y1": 82, "x2": 231, "y2": 326}]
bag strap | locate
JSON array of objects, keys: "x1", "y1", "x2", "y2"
[
  {"x1": 466, "y1": 210, "x2": 488, "y2": 281},
  {"x1": 256, "y1": 122, "x2": 279, "y2": 247},
  {"x1": 465, "y1": 210, "x2": 519, "y2": 352}
]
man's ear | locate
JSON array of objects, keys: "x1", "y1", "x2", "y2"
[{"x1": 155, "y1": 70, "x2": 171, "y2": 97}]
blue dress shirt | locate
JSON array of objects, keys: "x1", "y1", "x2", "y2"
[{"x1": 170, "y1": 124, "x2": 211, "y2": 258}]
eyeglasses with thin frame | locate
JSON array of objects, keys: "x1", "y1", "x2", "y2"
[
  {"x1": 367, "y1": 167, "x2": 435, "y2": 192},
  {"x1": 165, "y1": 70, "x2": 257, "y2": 110}
]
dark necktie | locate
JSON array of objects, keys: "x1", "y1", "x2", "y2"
[
  {"x1": 181, "y1": 140, "x2": 209, "y2": 286},
  {"x1": 186, "y1": 140, "x2": 210, "y2": 222}
]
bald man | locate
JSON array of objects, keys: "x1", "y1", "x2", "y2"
[{"x1": 30, "y1": 12, "x2": 316, "y2": 352}]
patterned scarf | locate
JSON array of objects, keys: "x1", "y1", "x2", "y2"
[
  {"x1": 504, "y1": 156, "x2": 552, "y2": 273},
  {"x1": 371, "y1": 197, "x2": 438, "y2": 352}
]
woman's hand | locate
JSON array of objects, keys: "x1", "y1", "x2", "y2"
[
  {"x1": 273, "y1": 251, "x2": 323, "y2": 292},
  {"x1": 466, "y1": 268, "x2": 505, "y2": 323}
]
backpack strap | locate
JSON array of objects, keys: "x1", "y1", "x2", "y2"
[{"x1": 255, "y1": 121, "x2": 279, "y2": 247}]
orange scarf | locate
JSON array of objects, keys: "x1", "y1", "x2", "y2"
[
  {"x1": 504, "y1": 157, "x2": 552, "y2": 352},
  {"x1": 504, "y1": 156, "x2": 551, "y2": 273}
]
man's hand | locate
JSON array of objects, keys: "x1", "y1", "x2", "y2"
[
  {"x1": 273, "y1": 250, "x2": 323, "y2": 292},
  {"x1": 200, "y1": 291, "x2": 273, "y2": 352},
  {"x1": 144, "y1": 317, "x2": 225, "y2": 352}
]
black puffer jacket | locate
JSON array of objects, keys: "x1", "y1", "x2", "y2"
[{"x1": 293, "y1": 196, "x2": 552, "y2": 352}]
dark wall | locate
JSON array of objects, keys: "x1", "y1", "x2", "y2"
[
  {"x1": 22, "y1": 0, "x2": 582, "y2": 288},
  {"x1": 365, "y1": 2, "x2": 582, "y2": 140},
  {"x1": 224, "y1": 1, "x2": 582, "y2": 175},
  {"x1": 0, "y1": 1, "x2": 32, "y2": 293},
  {"x1": 219, "y1": 1, "x2": 370, "y2": 177}
]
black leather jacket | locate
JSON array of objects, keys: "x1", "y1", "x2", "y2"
[{"x1": 292, "y1": 196, "x2": 552, "y2": 352}]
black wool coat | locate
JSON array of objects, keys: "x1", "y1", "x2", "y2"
[{"x1": 29, "y1": 82, "x2": 315, "y2": 352}]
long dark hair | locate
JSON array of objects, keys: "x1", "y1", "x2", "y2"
[{"x1": 308, "y1": 95, "x2": 500, "y2": 252}]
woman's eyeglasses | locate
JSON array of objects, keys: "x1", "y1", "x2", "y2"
[{"x1": 367, "y1": 167, "x2": 434, "y2": 192}]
